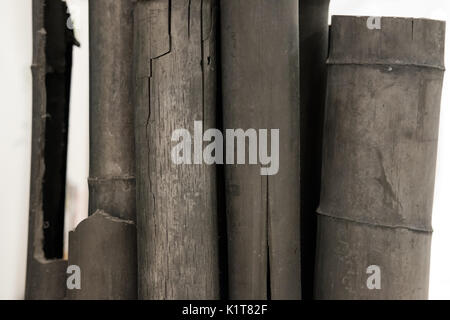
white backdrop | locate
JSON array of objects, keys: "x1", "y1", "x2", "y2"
[
  {"x1": 0, "y1": 0, "x2": 448, "y2": 299},
  {"x1": 0, "y1": 0, "x2": 32, "y2": 300}
]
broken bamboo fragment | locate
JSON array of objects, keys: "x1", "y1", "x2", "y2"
[
  {"x1": 315, "y1": 16, "x2": 445, "y2": 300},
  {"x1": 299, "y1": 0, "x2": 330, "y2": 300},
  {"x1": 220, "y1": 0, "x2": 301, "y2": 299},
  {"x1": 68, "y1": 0, "x2": 137, "y2": 299},
  {"x1": 26, "y1": 0, "x2": 75, "y2": 300},
  {"x1": 133, "y1": 0, "x2": 220, "y2": 299},
  {"x1": 67, "y1": 211, "x2": 137, "y2": 300}
]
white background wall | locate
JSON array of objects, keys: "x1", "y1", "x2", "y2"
[
  {"x1": 0, "y1": 0, "x2": 32, "y2": 300},
  {"x1": 63, "y1": 0, "x2": 89, "y2": 260},
  {"x1": 0, "y1": 0, "x2": 448, "y2": 299}
]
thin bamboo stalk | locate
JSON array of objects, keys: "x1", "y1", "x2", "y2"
[
  {"x1": 68, "y1": 0, "x2": 137, "y2": 300},
  {"x1": 315, "y1": 16, "x2": 445, "y2": 299}
]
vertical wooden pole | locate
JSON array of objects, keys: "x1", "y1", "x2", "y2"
[
  {"x1": 26, "y1": 0, "x2": 74, "y2": 300},
  {"x1": 68, "y1": 0, "x2": 137, "y2": 300},
  {"x1": 315, "y1": 16, "x2": 445, "y2": 299},
  {"x1": 221, "y1": 0, "x2": 301, "y2": 299},
  {"x1": 299, "y1": 0, "x2": 330, "y2": 300},
  {"x1": 134, "y1": 0, "x2": 220, "y2": 299}
]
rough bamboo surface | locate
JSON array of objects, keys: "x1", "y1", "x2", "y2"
[
  {"x1": 221, "y1": 0, "x2": 301, "y2": 299},
  {"x1": 315, "y1": 16, "x2": 445, "y2": 300},
  {"x1": 68, "y1": 0, "x2": 137, "y2": 299},
  {"x1": 134, "y1": 0, "x2": 220, "y2": 299},
  {"x1": 299, "y1": 0, "x2": 330, "y2": 300},
  {"x1": 26, "y1": 0, "x2": 74, "y2": 300},
  {"x1": 67, "y1": 211, "x2": 137, "y2": 300},
  {"x1": 88, "y1": 0, "x2": 136, "y2": 221}
]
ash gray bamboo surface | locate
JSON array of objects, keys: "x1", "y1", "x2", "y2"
[
  {"x1": 67, "y1": 211, "x2": 137, "y2": 300},
  {"x1": 299, "y1": 0, "x2": 330, "y2": 300},
  {"x1": 25, "y1": 0, "x2": 74, "y2": 300},
  {"x1": 315, "y1": 16, "x2": 445, "y2": 299},
  {"x1": 88, "y1": 0, "x2": 136, "y2": 221},
  {"x1": 221, "y1": 0, "x2": 301, "y2": 299},
  {"x1": 134, "y1": 0, "x2": 220, "y2": 299},
  {"x1": 68, "y1": 0, "x2": 137, "y2": 300}
]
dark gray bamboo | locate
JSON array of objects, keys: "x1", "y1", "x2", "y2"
[
  {"x1": 315, "y1": 16, "x2": 445, "y2": 300},
  {"x1": 68, "y1": 211, "x2": 137, "y2": 299},
  {"x1": 299, "y1": 0, "x2": 330, "y2": 300},
  {"x1": 68, "y1": 0, "x2": 137, "y2": 299},
  {"x1": 134, "y1": 0, "x2": 220, "y2": 299},
  {"x1": 25, "y1": 0, "x2": 74, "y2": 300},
  {"x1": 221, "y1": 0, "x2": 301, "y2": 299}
]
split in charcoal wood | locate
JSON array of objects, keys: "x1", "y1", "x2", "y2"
[
  {"x1": 134, "y1": 0, "x2": 220, "y2": 299},
  {"x1": 299, "y1": 0, "x2": 330, "y2": 300},
  {"x1": 26, "y1": 0, "x2": 76, "y2": 300},
  {"x1": 220, "y1": 0, "x2": 301, "y2": 300}
]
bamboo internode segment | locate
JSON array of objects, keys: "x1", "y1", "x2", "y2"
[
  {"x1": 315, "y1": 16, "x2": 445, "y2": 299},
  {"x1": 327, "y1": 16, "x2": 445, "y2": 70},
  {"x1": 134, "y1": 0, "x2": 220, "y2": 299},
  {"x1": 68, "y1": 0, "x2": 137, "y2": 300},
  {"x1": 88, "y1": 0, "x2": 136, "y2": 222},
  {"x1": 221, "y1": 0, "x2": 301, "y2": 299}
]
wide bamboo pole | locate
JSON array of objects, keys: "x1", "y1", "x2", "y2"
[
  {"x1": 299, "y1": 0, "x2": 330, "y2": 300},
  {"x1": 134, "y1": 0, "x2": 220, "y2": 299},
  {"x1": 68, "y1": 0, "x2": 137, "y2": 300},
  {"x1": 26, "y1": 0, "x2": 75, "y2": 300},
  {"x1": 315, "y1": 16, "x2": 445, "y2": 299},
  {"x1": 221, "y1": 0, "x2": 301, "y2": 299}
]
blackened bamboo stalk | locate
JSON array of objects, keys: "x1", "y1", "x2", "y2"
[
  {"x1": 68, "y1": 210, "x2": 137, "y2": 299},
  {"x1": 133, "y1": 0, "x2": 220, "y2": 299},
  {"x1": 315, "y1": 16, "x2": 445, "y2": 300},
  {"x1": 68, "y1": 0, "x2": 137, "y2": 300},
  {"x1": 221, "y1": 0, "x2": 301, "y2": 299},
  {"x1": 299, "y1": 0, "x2": 330, "y2": 300},
  {"x1": 26, "y1": 0, "x2": 75, "y2": 300}
]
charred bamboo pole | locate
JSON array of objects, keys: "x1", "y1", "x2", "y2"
[
  {"x1": 221, "y1": 0, "x2": 301, "y2": 299},
  {"x1": 68, "y1": 210, "x2": 137, "y2": 299},
  {"x1": 68, "y1": 0, "x2": 137, "y2": 299},
  {"x1": 133, "y1": 0, "x2": 220, "y2": 299},
  {"x1": 299, "y1": 0, "x2": 330, "y2": 300},
  {"x1": 315, "y1": 16, "x2": 445, "y2": 300},
  {"x1": 26, "y1": 0, "x2": 75, "y2": 300}
]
